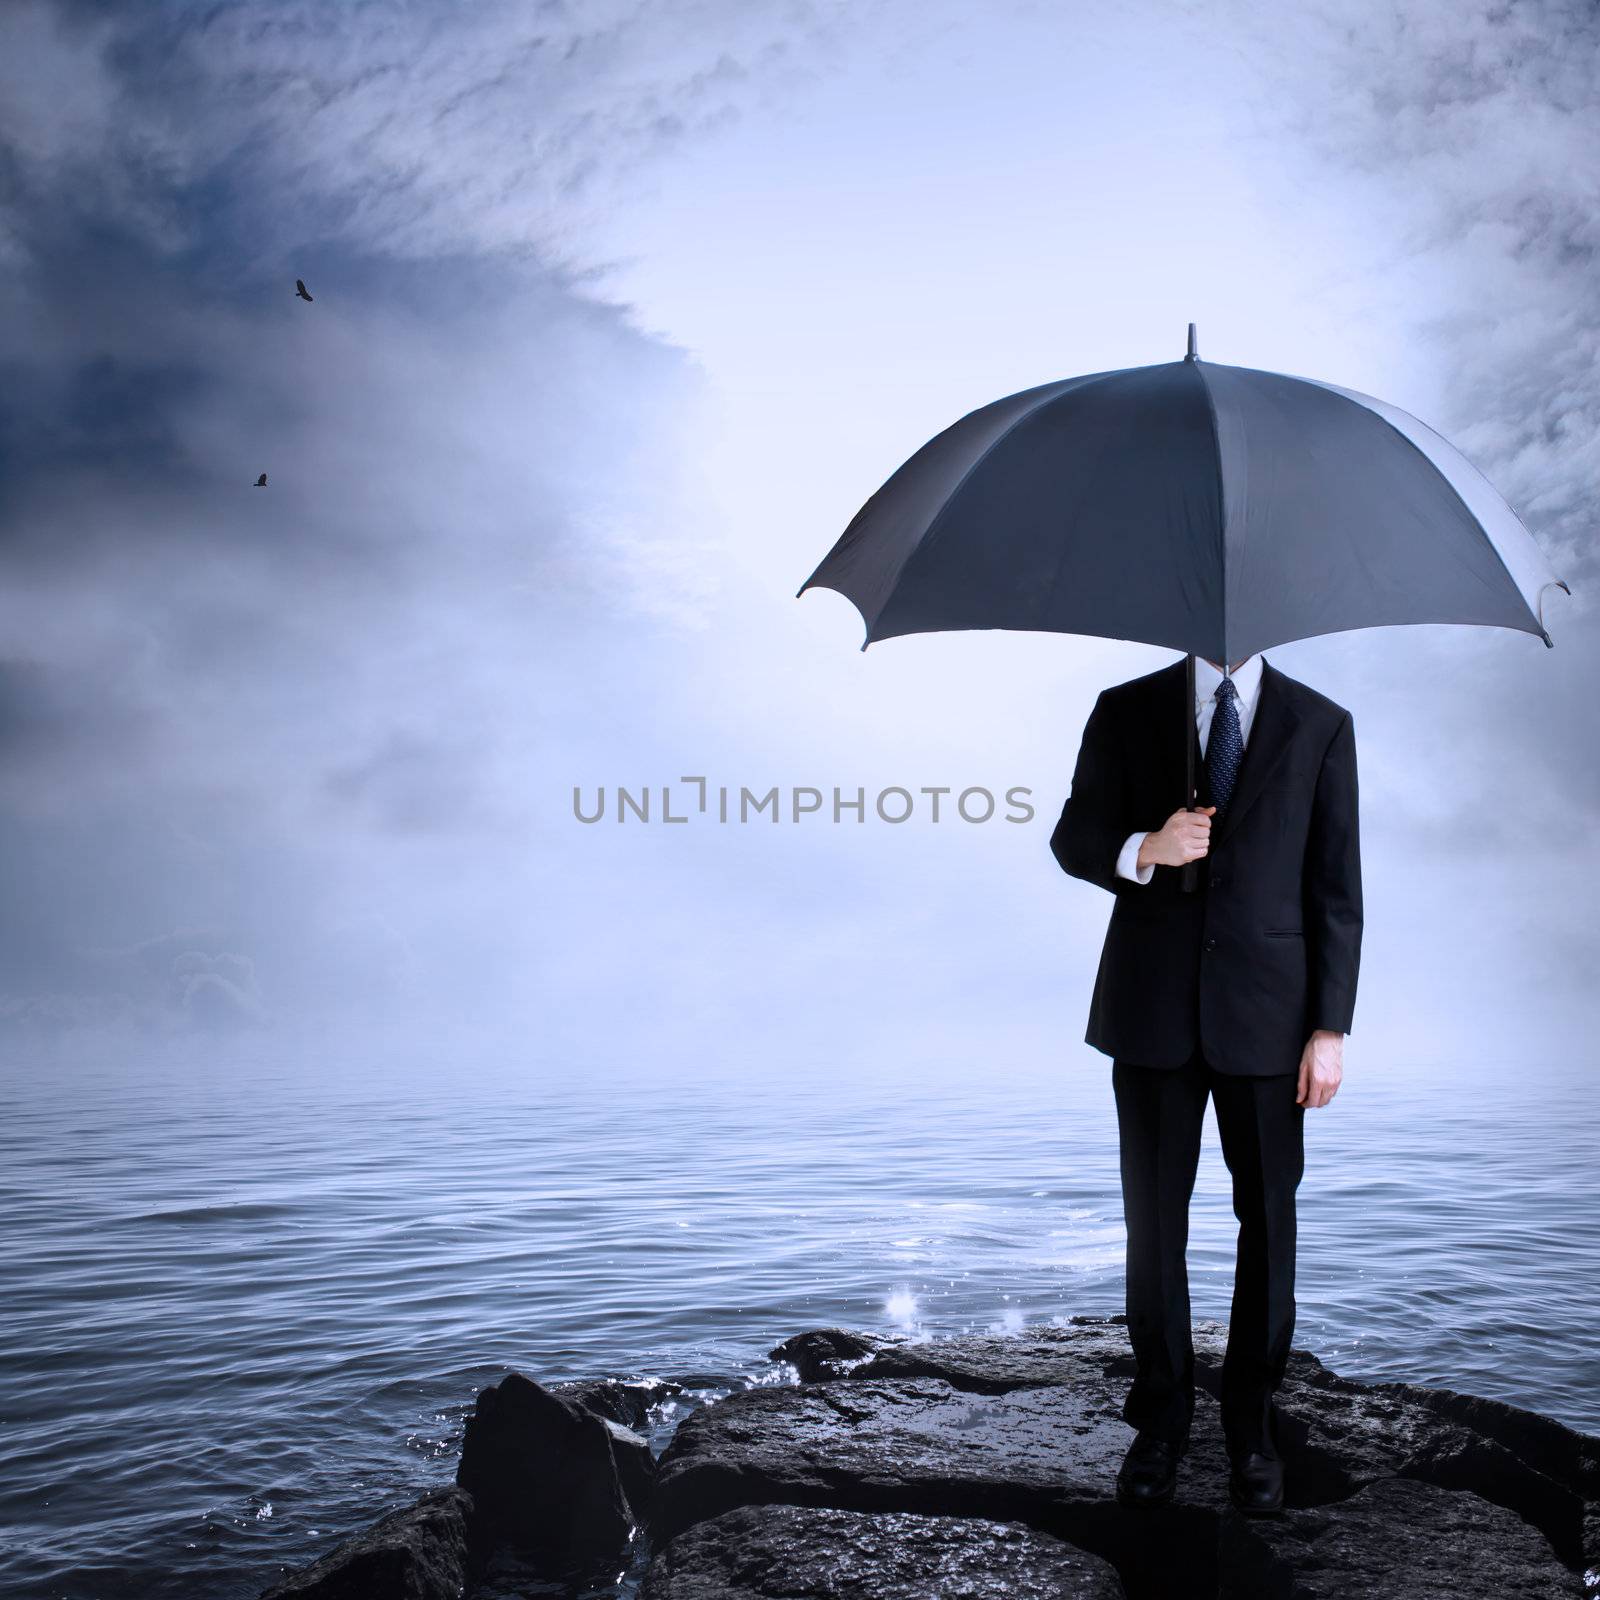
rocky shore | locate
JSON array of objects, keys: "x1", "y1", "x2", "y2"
[{"x1": 258, "y1": 1314, "x2": 1600, "y2": 1599}]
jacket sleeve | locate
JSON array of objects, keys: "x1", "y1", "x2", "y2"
[
  {"x1": 1050, "y1": 690, "x2": 1128, "y2": 895},
  {"x1": 1304, "y1": 710, "x2": 1363, "y2": 1034}
]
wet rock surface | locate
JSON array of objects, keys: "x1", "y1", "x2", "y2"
[
  {"x1": 1217, "y1": 1475, "x2": 1583, "y2": 1597},
  {"x1": 639, "y1": 1503, "x2": 1125, "y2": 1598},
  {"x1": 648, "y1": 1372, "x2": 1235, "y2": 1595},
  {"x1": 257, "y1": 1484, "x2": 482, "y2": 1600},
  {"x1": 259, "y1": 1317, "x2": 1600, "y2": 1600}
]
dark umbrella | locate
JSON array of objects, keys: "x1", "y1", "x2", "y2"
[{"x1": 798, "y1": 324, "x2": 1570, "y2": 889}]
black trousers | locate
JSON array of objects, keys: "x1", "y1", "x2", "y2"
[{"x1": 1112, "y1": 1045, "x2": 1305, "y2": 1459}]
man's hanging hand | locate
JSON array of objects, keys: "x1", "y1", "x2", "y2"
[{"x1": 1297, "y1": 1030, "x2": 1344, "y2": 1108}]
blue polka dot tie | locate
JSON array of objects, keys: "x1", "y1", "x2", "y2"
[{"x1": 1206, "y1": 674, "x2": 1243, "y2": 812}]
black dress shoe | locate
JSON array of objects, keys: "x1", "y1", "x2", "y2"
[
  {"x1": 1116, "y1": 1431, "x2": 1183, "y2": 1505},
  {"x1": 1228, "y1": 1449, "x2": 1285, "y2": 1515}
]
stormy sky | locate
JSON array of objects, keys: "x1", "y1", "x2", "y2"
[{"x1": 0, "y1": 0, "x2": 1593, "y2": 1079}]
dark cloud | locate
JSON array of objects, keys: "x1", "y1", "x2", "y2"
[{"x1": 0, "y1": 0, "x2": 810, "y2": 1043}]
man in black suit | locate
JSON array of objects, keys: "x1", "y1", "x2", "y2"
[{"x1": 1049, "y1": 652, "x2": 1361, "y2": 1516}]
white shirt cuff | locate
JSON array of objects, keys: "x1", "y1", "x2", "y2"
[{"x1": 1116, "y1": 831, "x2": 1154, "y2": 884}]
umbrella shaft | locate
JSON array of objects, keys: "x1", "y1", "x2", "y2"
[{"x1": 1182, "y1": 652, "x2": 1199, "y2": 894}]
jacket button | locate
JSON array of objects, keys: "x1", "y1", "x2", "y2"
[{"x1": 1204, "y1": 937, "x2": 1217, "y2": 951}]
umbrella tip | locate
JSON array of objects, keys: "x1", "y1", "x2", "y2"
[{"x1": 1186, "y1": 322, "x2": 1198, "y2": 361}]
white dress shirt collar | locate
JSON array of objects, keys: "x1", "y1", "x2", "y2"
[{"x1": 1193, "y1": 651, "x2": 1263, "y2": 714}]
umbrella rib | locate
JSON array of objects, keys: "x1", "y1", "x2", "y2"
[{"x1": 1191, "y1": 358, "x2": 1229, "y2": 662}]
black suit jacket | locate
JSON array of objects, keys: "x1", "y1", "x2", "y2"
[{"x1": 1050, "y1": 656, "x2": 1362, "y2": 1076}]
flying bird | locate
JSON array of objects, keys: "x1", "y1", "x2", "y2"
[
  {"x1": 253, "y1": 473, "x2": 267, "y2": 487},
  {"x1": 295, "y1": 279, "x2": 313, "y2": 302}
]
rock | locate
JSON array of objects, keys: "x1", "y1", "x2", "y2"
[
  {"x1": 1380, "y1": 1378, "x2": 1600, "y2": 1500},
  {"x1": 258, "y1": 1484, "x2": 482, "y2": 1600},
  {"x1": 550, "y1": 1375, "x2": 679, "y2": 1434},
  {"x1": 548, "y1": 1374, "x2": 674, "y2": 1516},
  {"x1": 845, "y1": 1314, "x2": 1134, "y2": 1394},
  {"x1": 768, "y1": 1328, "x2": 905, "y2": 1382},
  {"x1": 260, "y1": 1321, "x2": 1600, "y2": 1599},
  {"x1": 651, "y1": 1373, "x2": 1233, "y2": 1596},
  {"x1": 455, "y1": 1371, "x2": 654, "y2": 1579},
  {"x1": 467, "y1": 1542, "x2": 625, "y2": 1599},
  {"x1": 847, "y1": 1317, "x2": 1597, "y2": 1579},
  {"x1": 646, "y1": 1320, "x2": 1599, "y2": 1599},
  {"x1": 639, "y1": 1503, "x2": 1125, "y2": 1599},
  {"x1": 1191, "y1": 1336, "x2": 1597, "y2": 1567},
  {"x1": 657, "y1": 1372, "x2": 754, "y2": 1390},
  {"x1": 1218, "y1": 1475, "x2": 1584, "y2": 1597},
  {"x1": 1379, "y1": 1378, "x2": 1599, "y2": 1570}
]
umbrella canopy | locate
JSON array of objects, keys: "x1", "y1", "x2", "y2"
[{"x1": 797, "y1": 325, "x2": 1570, "y2": 659}]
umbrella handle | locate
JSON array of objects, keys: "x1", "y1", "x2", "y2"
[{"x1": 1181, "y1": 651, "x2": 1199, "y2": 894}]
